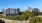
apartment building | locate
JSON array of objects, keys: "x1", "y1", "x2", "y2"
[{"x1": 2, "y1": 8, "x2": 20, "y2": 16}]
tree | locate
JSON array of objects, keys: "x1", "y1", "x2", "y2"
[
  {"x1": 32, "y1": 8, "x2": 39, "y2": 16},
  {"x1": 38, "y1": 12, "x2": 42, "y2": 15},
  {"x1": 25, "y1": 15, "x2": 29, "y2": 20},
  {"x1": 29, "y1": 17, "x2": 41, "y2": 23},
  {"x1": 19, "y1": 15, "x2": 25, "y2": 21},
  {"x1": 29, "y1": 17, "x2": 36, "y2": 23}
]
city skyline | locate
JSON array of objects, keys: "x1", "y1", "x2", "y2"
[{"x1": 0, "y1": 0, "x2": 42, "y2": 12}]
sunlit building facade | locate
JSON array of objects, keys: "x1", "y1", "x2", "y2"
[{"x1": 2, "y1": 8, "x2": 20, "y2": 16}]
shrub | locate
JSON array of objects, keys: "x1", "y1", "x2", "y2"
[{"x1": 0, "y1": 19, "x2": 5, "y2": 23}]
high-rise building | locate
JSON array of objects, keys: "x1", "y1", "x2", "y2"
[{"x1": 2, "y1": 8, "x2": 20, "y2": 16}]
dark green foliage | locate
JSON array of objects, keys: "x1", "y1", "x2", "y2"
[
  {"x1": 19, "y1": 12, "x2": 23, "y2": 15},
  {"x1": 25, "y1": 15, "x2": 29, "y2": 20},
  {"x1": 14, "y1": 15, "x2": 20, "y2": 20},
  {"x1": 19, "y1": 15, "x2": 25, "y2": 21},
  {"x1": 0, "y1": 19, "x2": 5, "y2": 23},
  {"x1": 31, "y1": 12, "x2": 38, "y2": 16},
  {"x1": 32, "y1": 8, "x2": 39, "y2": 16},
  {"x1": 29, "y1": 17, "x2": 42, "y2": 23},
  {"x1": 13, "y1": 15, "x2": 29, "y2": 21},
  {"x1": 39, "y1": 18, "x2": 41, "y2": 22},
  {"x1": 38, "y1": 12, "x2": 42, "y2": 15}
]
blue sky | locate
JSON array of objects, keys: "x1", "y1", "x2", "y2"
[{"x1": 0, "y1": 0, "x2": 42, "y2": 12}]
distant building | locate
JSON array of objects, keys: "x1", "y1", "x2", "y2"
[
  {"x1": 32, "y1": 8, "x2": 39, "y2": 12},
  {"x1": 2, "y1": 8, "x2": 20, "y2": 16},
  {"x1": 28, "y1": 6, "x2": 31, "y2": 12}
]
